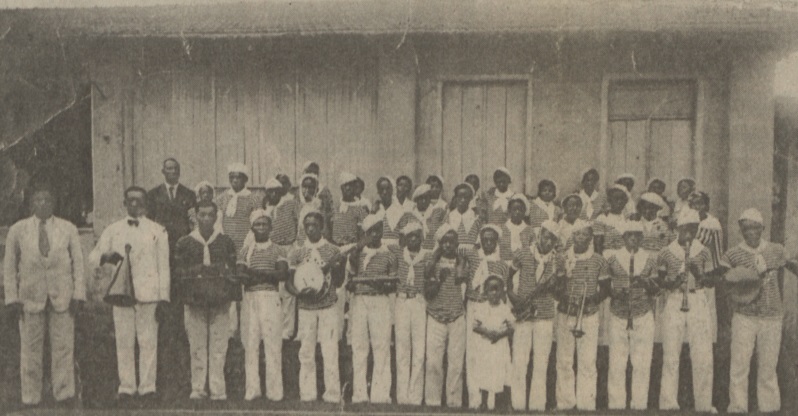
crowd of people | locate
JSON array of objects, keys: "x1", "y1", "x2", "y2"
[{"x1": 3, "y1": 158, "x2": 796, "y2": 412}]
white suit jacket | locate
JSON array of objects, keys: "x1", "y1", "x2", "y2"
[
  {"x1": 4, "y1": 216, "x2": 86, "y2": 313},
  {"x1": 88, "y1": 216, "x2": 170, "y2": 303}
]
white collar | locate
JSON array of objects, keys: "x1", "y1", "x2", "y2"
[
  {"x1": 339, "y1": 198, "x2": 359, "y2": 213},
  {"x1": 505, "y1": 219, "x2": 527, "y2": 232},
  {"x1": 580, "y1": 189, "x2": 599, "y2": 201},
  {"x1": 611, "y1": 248, "x2": 649, "y2": 275},
  {"x1": 448, "y1": 208, "x2": 476, "y2": 231},
  {"x1": 533, "y1": 197, "x2": 556, "y2": 219},
  {"x1": 739, "y1": 239, "x2": 768, "y2": 255},
  {"x1": 667, "y1": 239, "x2": 705, "y2": 259},
  {"x1": 165, "y1": 182, "x2": 179, "y2": 190}
]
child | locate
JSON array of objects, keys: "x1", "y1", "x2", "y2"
[
  {"x1": 411, "y1": 184, "x2": 446, "y2": 251},
  {"x1": 499, "y1": 194, "x2": 534, "y2": 265},
  {"x1": 464, "y1": 225, "x2": 509, "y2": 409},
  {"x1": 656, "y1": 209, "x2": 715, "y2": 412},
  {"x1": 262, "y1": 177, "x2": 299, "y2": 340},
  {"x1": 465, "y1": 173, "x2": 486, "y2": 221},
  {"x1": 426, "y1": 174, "x2": 447, "y2": 210},
  {"x1": 389, "y1": 221, "x2": 431, "y2": 405},
  {"x1": 605, "y1": 221, "x2": 659, "y2": 410},
  {"x1": 554, "y1": 222, "x2": 610, "y2": 411},
  {"x1": 578, "y1": 168, "x2": 606, "y2": 220},
  {"x1": 296, "y1": 173, "x2": 325, "y2": 245},
  {"x1": 638, "y1": 192, "x2": 672, "y2": 253},
  {"x1": 347, "y1": 213, "x2": 398, "y2": 404},
  {"x1": 558, "y1": 194, "x2": 584, "y2": 252},
  {"x1": 646, "y1": 178, "x2": 672, "y2": 220},
  {"x1": 424, "y1": 224, "x2": 469, "y2": 407},
  {"x1": 445, "y1": 183, "x2": 482, "y2": 250},
  {"x1": 373, "y1": 177, "x2": 417, "y2": 248},
  {"x1": 188, "y1": 181, "x2": 218, "y2": 231},
  {"x1": 507, "y1": 220, "x2": 563, "y2": 411},
  {"x1": 236, "y1": 210, "x2": 289, "y2": 401},
  {"x1": 483, "y1": 168, "x2": 514, "y2": 226},
  {"x1": 720, "y1": 208, "x2": 787, "y2": 413},
  {"x1": 286, "y1": 211, "x2": 346, "y2": 403},
  {"x1": 354, "y1": 176, "x2": 371, "y2": 209},
  {"x1": 300, "y1": 162, "x2": 334, "y2": 214},
  {"x1": 593, "y1": 185, "x2": 629, "y2": 255},
  {"x1": 471, "y1": 276, "x2": 514, "y2": 410},
  {"x1": 614, "y1": 173, "x2": 637, "y2": 219},
  {"x1": 396, "y1": 175, "x2": 415, "y2": 212},
  {"x1": 671, "y1": 177, "x2": 696, "y2": 228},
  {"x1": 529, "y1": 179, "x2": 561, "y2": 233}
]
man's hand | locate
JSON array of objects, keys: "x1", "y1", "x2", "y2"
[
  {"x1": 69, "y1": 299, "x2": 85, "y2": 317},
  {"x1": 155, "y1": 301, "x2": 169, "y2": 324},
  {"x1": 100, "y1": 251, "x2": 124, "y2": 266},
  {"x1": 6, "y1": 303, "x2": 23, "y2": 323},
  {"x1": 298, "y1": 287, "x2": 318, "y2": 300}
]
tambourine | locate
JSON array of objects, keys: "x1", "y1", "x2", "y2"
[{"x1": 294, "y1": 262, "x2": 329, "y2": 294}]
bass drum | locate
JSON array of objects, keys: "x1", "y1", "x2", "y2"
[{"x1": 294, "y1": 262, "x2": 330, "y2": 296}]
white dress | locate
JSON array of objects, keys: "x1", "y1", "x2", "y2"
[{"x1": 472, "y1": 301, "x2": 514, "y2": 393}]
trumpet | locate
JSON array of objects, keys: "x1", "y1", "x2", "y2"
[
  {"x1": 571, "y1": 281, "x2": 587, "y2": 338},
  {"x1": 680, "y1": 241, "x2": 691, "y2": 313},
  {"x1": 628, "y1": 257, "x2": 636, "y2": 330}
]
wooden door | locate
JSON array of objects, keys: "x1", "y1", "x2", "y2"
[{"x1": 441, "y1": 81, "x2": 527, "y2": 193}]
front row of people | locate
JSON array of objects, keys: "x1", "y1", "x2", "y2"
[{"x1": 4, "y1": 183, "x2": 791, "y2": 413}]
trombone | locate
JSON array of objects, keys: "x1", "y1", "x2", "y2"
[{"x1": 571, "y1": 281, "x2": 587, "y2": 338}]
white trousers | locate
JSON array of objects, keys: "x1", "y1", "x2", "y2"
[
  {"x1": 465, "y1": 301, "x2": 485, "y2": 408},
  {"x1": 728, "y1": 313, "x2": 782, "y2": 413},
  {"x1": 350, "y1": 295, "x2": 393, "y2": 404},
  {"x1": 279, "y1": 282, "x2": 296, "y2": 340},
  {"x1": 394, "y1": 295, "x2": 427, "y2": 405},
  {"x1": 608, "y1": 311, "x2": 654, "y2": 410},
  {"x1": 184, "y1": 303, "x2": 230, "y2": 400},
  {"x1": 335, "y1": 286, "x2": 347, "y2": 342},
  {"x1": 659, "y1": 291, "x2": 714, "y2": 411},
  {"x1": 556, "y1": 311, "x2": 599, "y2": 410},
  {"x1": 241, "y1": 291, "x2": 283, "y2": 401},
  {"x1": 425, "y1": 314, "x2": 465, "y2": 407},
  {"x1": 511, "y1": 319, "x2": 553, "y2": 411},
  {"x1": 113, "y1": 303, "x2": 158, "y2": 395},
  {"x1": 298, "y1": 306, "x2": 340, "y2": 403},
  {"x1": 19, "y1": 307, "x2": 74, "y2": 405}
]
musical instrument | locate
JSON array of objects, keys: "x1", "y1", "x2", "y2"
[
  {"x1": 571, "y1": 281, "x2": 587, "y2": 338},
  {"x1": 680, "y1": 241, "x2": 691, "y2": 313},
  {"x1": 724, "y1": 266, "x2": 762, "y2": 305},
  {"x1": 183, "y1": 264, "x2": 241, "y2": 307},
  {"x1": 627, "y1": 255, "x2": 636, "y2": 330},
  {"x1": 104, "y1": 244, "x2": 136, "y2": 307},
  {"x1": 294, "y1": 262, "x2": 329, "y2": 295}
]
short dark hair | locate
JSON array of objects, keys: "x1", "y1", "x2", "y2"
[
  {"x1": 582, "y1": 168, "x2": 599, "y2": 182},
  {"x1": 480, "y1": 227, "x2": 500, "y2": 239},
  {"x1": 195, "y1": 200, "x2": 218, "y2": 215},
  {"x1": 484, "y1": 275, "x2": 505, "y2": 290},
  {"x1": 303, "y1": 211, "x2": 324, "y2": 225},
  {"x1": 162, "y1": 157, "x2": 179, "y2": 168},
  {"x1": 607, "y1": 187, "x2": 628, "y2": 201},
  {"x1": 538, "y1": 179, "x2": 556, "y2": 193},
  {"x1": 124, "y1": 186, "x2": 148, "y2": 201},
  {"x1": 493, "y1": 170, "x2": 510, "y2": 182},
  {"x1": 453, "y1": 183, "x2": 473, "y2": 196},
  {"x1": 397, "y1": 175, "x2": 412, "y2": 185},
  {"x1": 691, "y1": 191, "x2": 710, "y2": 208},
  {"x1": 426, "y1": 175, "x2": 443, "y2": 186}
]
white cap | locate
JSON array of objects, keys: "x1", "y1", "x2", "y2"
[
  {"x1": 412, "y1": 184, "x2": 432, "y2": 200},
  {"x1": 640, "y1": 192, "x2": 666, "y2": 208},
  {"x1": 739, "y1": 208, "x2": 764, "y2": 225},
  {"x1": 361, "y1": 213, "x2": 384, "y2": 232},
  {"x1": 194, "y1": 180, "x2": 214, "y2": 196},
  {"x1": 299, "y1": 173, "x2": 319, "y2": 186},
  {"x1": 400, "y1": 221, "x2": 423, "y2": 235},
  {"x1": 435, "y1": 223, "x2": 456, "y2": 242},
  {"x1": 540, "y1": 220, "x2": 560, "y2": 236},
  {"x1": 264, "y1": 178, "x2": 283, "y2": 191},
  {"x1": 227, "y1": 162, "x2": 249, "y2": 177},
  {"x1": 249, "y1": 209, "x2": 270, "y2": 225},
  {"x1": 339, "y1": 172, "x2": 358, "y2": 186},
  {"x1": 621, "y1": 220, "x2": 644, "y2": 234},
  {"x1": 494, "y1": 167, "x2": 512, "y2": 180},
  {"x1": 610, "y1": 184, "x2": 629, "y2": 195},
  {"x1": 677, "y1": 209, "x2": 701, "y2": 226},
  {"x1": 301, "y1": 161, "x2": 317, "y2": 172},
  {"x1": 616, "y1": 173, "x2": 636, "y2": 182},
  {"x1": 480, "y1": 224, "x2": 503, "y2": 238}
]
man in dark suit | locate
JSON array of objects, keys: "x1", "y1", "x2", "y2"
[{"x1": 147, "y1": 157, "x2": 196, "y2": 404}]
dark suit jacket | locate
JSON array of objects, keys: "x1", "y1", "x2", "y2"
[{"x1": 147, "y1": 183, "x2": 196, "y2": 250}]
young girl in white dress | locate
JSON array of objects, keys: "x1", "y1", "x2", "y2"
[{"x1": 471, "y1": 275, "x2": 514, "y2": 410}]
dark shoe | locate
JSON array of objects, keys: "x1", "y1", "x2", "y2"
[
  {"x1": 139, "y1": 392, "x2": 159, "y2": 408},
  {"x1": 55, "y1": 397, "x2": 76, "y2": 408},
  {"x1": 116, "y1": 393, "x2": 134, "y2": 408}
]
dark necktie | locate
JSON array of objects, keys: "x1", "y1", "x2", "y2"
[
  {"x1": 629, "y1": 255, "x2": 635, "y2": 279},
  {"x1": 169, "y1": 186, "x2": 175, "y2": 201},
  {"x1": 128, "y1": 219, "x2": 139, "y2": 227},
  {"x1": 39, "y1": 219, "x2": 50, "y2": 257}
]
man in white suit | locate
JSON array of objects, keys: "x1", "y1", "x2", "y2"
[
  {"x1": 4, "y1": 184, "x2": 86, "y2": 407},
  {"x1": 89, "y1": 186, "x2": 170, "y2": 405}
]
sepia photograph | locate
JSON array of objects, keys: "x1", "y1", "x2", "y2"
[{"x1": 2, "y1": 0, "x2": 798, "y2": 414}]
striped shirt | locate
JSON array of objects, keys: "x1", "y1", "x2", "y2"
[
  {"x1": 445, "y1": 210, "x2": 482, "y2": 247},
  {"x1": 380, "y1": 209, "x2": 417, "y2": 245},
  {"x1": 216, "y1": 192, "x2": 258, "y2": 252},
  {"x1": 499, "y1": 221, "x2": 534, "y2": 263},
  {"x1": 556, "y1": 219, "x2": 579, "y2": 253},
  {"x1": 288, "y1": 241, "x2": 341, "y2": 310},
  {"x1": 331, "y1": 202, "x2": 368, "y2": 245},
  {"x1": 237, "y1": 242, "x2": 287, "y2": 292},
  {"x1": 560, "y1": 253, "x2": 609, "y2": 316},
  {"x1": 464, "y1": 248, "x2": 509, "y2": 302},
  {"x1": 579, "y1": 190, "x2": 607, "y2": 220},
  {"x1": 174, "y1": 233, "x2": 238, "y2": 279},
  {"x1": 606, "y1": 248, "x2": 657, "y2": 319},
  {"x1": 296, "y1": 198, "x2": 323, "y2": 246},
  {"x1": 510, "y1": 247, "x2": 564, "y2": 321},
  {"x1": 721, "y1": 242, "x2": 786, "y2": 318},
  {"x1": 641, "y1": 217, "x2": 674, "y2": 253},
  {"x1": 266, "y1": 197, "x2": 299, "y2": 246},
  {"x1": 594, "y1": 213, "x2": 626, "y2": 252},
  {"x1": 389, "y1": 246, "x2": 431, "y2": 296},
  {"x1": 416, "y1": 205, "x2": 447, "y2": 250},
  {"x1": 483, "y1": 188, "x2": 513, "y2": 226},
  {"x1": 657, "y1": 241, "x2": 714, "y2": 291},
  {"x1": 528, "y1": 199, "x2": 560, "y2": 231},
  {"x1": 696, "y1": 215, "x2": 724, "y2": 271},
  {"x1": 352, "y1": 248, "x2": 397, "y2": 296},
  {"x1": 426, "y1": 257, "x2": 465, "y2": 323}
]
